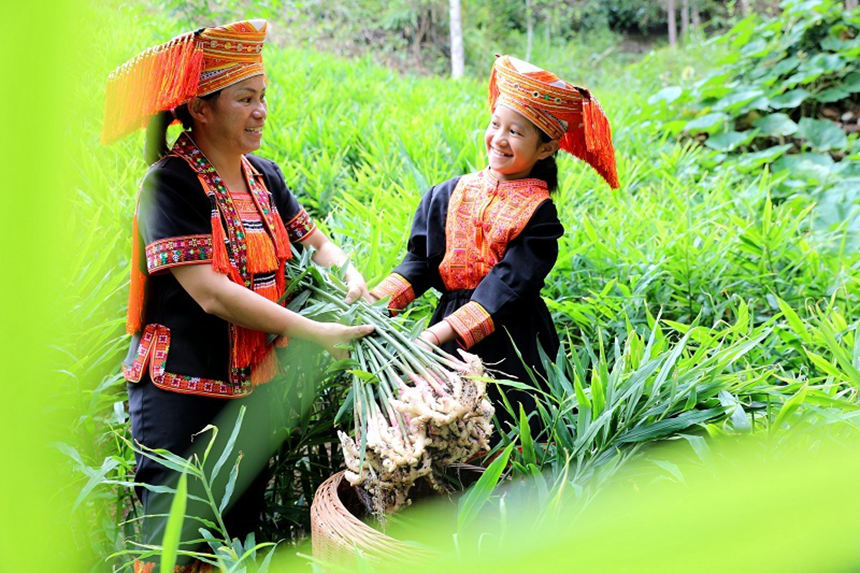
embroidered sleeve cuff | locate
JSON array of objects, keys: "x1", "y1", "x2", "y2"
[
  {"x1": 287, "y1": 208, "x2": 317, "y2": 243},
  {"x1": 370, "y1": 273, "x2": 415, "y2": 310},
  {"x1": 444, "y1": 301, "x2": 494, "y2": 349},
  {"x1": 146, "y1": 235, "x2": 213, "y2": 274}
]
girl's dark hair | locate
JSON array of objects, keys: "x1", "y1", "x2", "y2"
[
  {"x1": 530, "y1": 129, "x2": 558, "y2": 192},
  {"x1": 144, "y1": 90, "x2": 220, "y2": 164}
]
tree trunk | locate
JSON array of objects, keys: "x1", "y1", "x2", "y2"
[
  {"x1": 525, "y1": 0, "x2": 534, "y2": 62},
  {"x1": 691, "y1": 0, "x2": 701, "y2": 31},
  {"x1": 739, "y1": 0, "x2": 751, "y2": 15},
  {"x1": 847, "y1": 0, "x2": 858, "y2": 10},
  {"x1": 680, "y1": 0, "x2": 689, "y2": 43},
  {"x1": 449, "y1": 0, "x2": 464, "y2": 79},
  {"x1": 545, "y1": 7, "x2": 551, "y2": 47},
  {"x1": 667, "y1": 0, "x2": 677, "y2": 47}
]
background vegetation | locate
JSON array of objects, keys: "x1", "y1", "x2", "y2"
[{"x1": 7, "y1": 0, "x2": 857, "y2": 570}]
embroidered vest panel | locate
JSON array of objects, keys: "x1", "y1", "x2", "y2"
[
  {"x1": 168, "y1": 134, "x2": 291, "y2": 387},
  {"x1": 439, "y1": 171, "x2": 550, "y2": 291}
]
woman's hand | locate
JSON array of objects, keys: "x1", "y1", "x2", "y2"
[
  {"x1": 310, "y1": 322, "x2": 374, "y2": 360},
  {"x1": 344, "y1": 269, "x2": 371, "y2": 304},
  {"x1": 300, "y1": 228, "x2": 372, "y2": 304}
]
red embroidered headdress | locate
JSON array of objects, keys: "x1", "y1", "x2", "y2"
[
  {"x1": 101, "y1": 19, "x2": 268, "y2": 143},
  {"x1": 488, "y1": 55, "x2": 619, "y2": 189}
]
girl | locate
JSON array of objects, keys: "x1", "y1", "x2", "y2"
[{"x1": 371, "y1": 55, "x2": 619, "y2": 435}]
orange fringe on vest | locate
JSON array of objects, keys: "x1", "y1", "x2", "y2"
[
  {"x1": 126, "y1": 212, "x2": 147, "y2": 334},
  {"x1": 245, "y1": 231, "x2": 279, "y2": 274}
]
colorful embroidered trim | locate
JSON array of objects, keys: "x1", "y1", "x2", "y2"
[
  {"x1": 123, "y1": 323, "x2": 254, "y2": 398},
  {"x1": 171, "y1": 133, "x2": 291, "y2": 382},
  {"x1": 145, "y1": 234, "x2": 213, "y2": 273},
  {"x1": 285, "y1": 208, "x2": 316, "y2": 242},
  {"x1": 370, "y1": 273, "x2": 415, "y2": 311},
  {"x1": 134, "y1": 558, "x2": 213, "y2": 573},
  {"x1": 440, "y1": 171, "x2": 550, "y2": 291},
  {"x1": 444, "y1": 301, "x2": 494, "y2": 349},
  {"x1": 230, "y1": 192, "x2": 279, "y2": 274}
]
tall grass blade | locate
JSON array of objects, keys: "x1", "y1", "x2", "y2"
[
  {"x1": 457, "y1": 442, "x2": 515, "y2": 532},
  {"x1": 219, "y1": 452, "x2": 243, "y2": 515},
  {"x1": 519, "y1": 404, "x2": 536, "y2": 466},
  {"x1": 210, "y1": 405, "x2": 246, "y2": 484},
  {"x1": 160, "y1": 470, "x2": 188, "y2": 573}
]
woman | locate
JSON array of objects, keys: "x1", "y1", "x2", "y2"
[{"x1": 103, "y1": 20, "x2": 372, "y2": 569}]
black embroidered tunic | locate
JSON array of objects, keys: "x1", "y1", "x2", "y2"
[{"x1": 123, "y1": 139, "x2": 315, "y2": 398}]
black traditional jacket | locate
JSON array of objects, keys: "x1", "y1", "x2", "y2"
[
  {"x1": 372, "y1": 169, "x2": 564, "y2": 382},
  {"x1": 123, "y1": 139, "x2": 315, "y2": 398}
]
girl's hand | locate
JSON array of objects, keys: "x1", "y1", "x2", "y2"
[
  {"x1": 419, "y1": 322, "x2": 455, "y2": 348},
  {"x1": 419, "y1": 329, "x2": 442, "y2": 347},
  {"x1": 313, "y1": 322, "x2": 374, "y2": 360}
]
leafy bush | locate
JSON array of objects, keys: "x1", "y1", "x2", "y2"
[
  {"x1": 641, "y1": 0, "x2": 859, "y2": 169},
  {"x1": 495, "y1": 307, "x2": 859, "y2": 493}
]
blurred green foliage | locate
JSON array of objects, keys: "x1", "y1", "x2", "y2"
[{"x1": 154, "y1": 0, "x2": 753, "y2": 77}]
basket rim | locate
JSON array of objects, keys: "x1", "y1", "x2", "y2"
[{"x1": 310, "y1": 470, "x2": 432, "y2": 563}]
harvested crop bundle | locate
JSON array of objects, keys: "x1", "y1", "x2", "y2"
[{"x1": 283, "y1": 249, "x2": 494, "y2": 517}]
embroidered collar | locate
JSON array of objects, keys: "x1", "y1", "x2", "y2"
[
  {"x1": 481, "y1": 167, "x2": 548, "y2": 191},
  {"x1": 172, "y1": 132, "x2": 265, "y2": 181}
]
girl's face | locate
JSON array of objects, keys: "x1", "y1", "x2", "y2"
[
  {"x1": 192, "y1": 75, "x2": 268, "y2": 156},
  {"x1": 484, "y1": 105, "x2": 557, "y2": 181}
]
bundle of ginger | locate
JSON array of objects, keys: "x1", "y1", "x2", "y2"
[
  {"x1": 338, "y1": 347, "x2": 493, "y2": 517},
  {"x1": 281, "y1": 249, "x2": 494, "y2": 517}
]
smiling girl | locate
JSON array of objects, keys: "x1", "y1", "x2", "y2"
[{"x1": 371, "y1": 55, "x2": 619, "y2": 436}]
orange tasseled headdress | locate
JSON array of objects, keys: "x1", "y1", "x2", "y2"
[
  {"x1": 488, "y1": 55, "x2": 619, "y2": 189},
  {"x1": 101, "y1": 19, "x2": 267, "y2": 144},
  {"x1": 109, "y1": 20, "x2": 270, "y2": 336}
]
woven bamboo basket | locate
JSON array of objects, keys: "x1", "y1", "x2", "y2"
[{"x1": 310, "y1": 471, "x2": 433, "y2": 566}]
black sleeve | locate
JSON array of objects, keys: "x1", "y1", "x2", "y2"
[
  {"x1": 136, "y1": 157, "x2": 214, "y2": 274},
  {"x1": 471, "y1": 199, "x2": 564, "y2": 317}
]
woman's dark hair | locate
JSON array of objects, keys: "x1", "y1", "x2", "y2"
[
  {"x1": 144, "y1": 90, "x2": 220, "y2": 164},
  {"x1": 530, "y1": 129, "x2": 558, "y2": 192}
]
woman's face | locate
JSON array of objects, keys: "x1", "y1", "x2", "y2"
[
  {"x1": 196, "y1": 75, "x2": 267, "y2": 156},
  {"x1": 484, "y1": 105, "x2": 555, "y2": 181}
]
